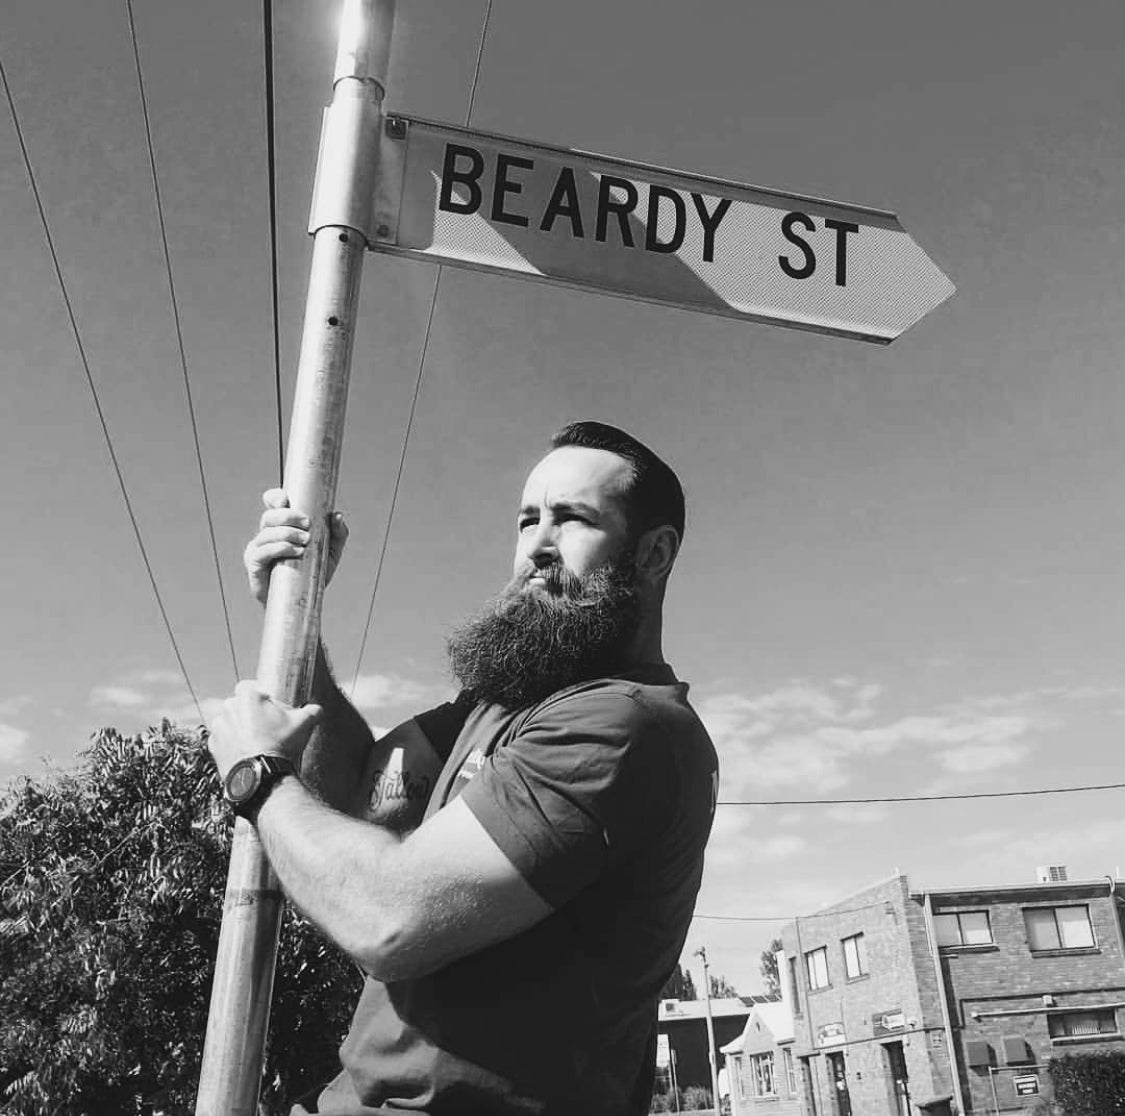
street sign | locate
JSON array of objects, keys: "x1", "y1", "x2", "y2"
[
  {"x1": 1013, "y1": 1074, "x2": 1041, "y2": 1097},
  {"x1": 367, "y1": 115, "x2": 954, "y2": 343},
  {"x1": 656, "y1": 1033, "x2": 671, "y2": 1069}
]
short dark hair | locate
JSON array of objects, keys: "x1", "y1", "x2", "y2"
[{"x1": 550, "y1": 421, "x2": 685, "y2": 542}]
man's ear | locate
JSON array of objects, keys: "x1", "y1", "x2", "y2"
[{"x1": 633, "y1": 525, "x2": 680, "y2": 586}]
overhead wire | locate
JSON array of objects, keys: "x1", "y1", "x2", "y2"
[
  {"x1": 124, "y1": 0, "x2": 241, "y2": 683},
  {"x1": 262, "y1": 0, "x2": 285, "y2": 484},
  {"x1": 0, "y1": 50, "x2": 205, "y2": 726},
  {"x1": 350, "y1": 0, "x2": 496, "y2": 694},
  {"x1": 717, "y1": 781, "x2": 1125, "y2": 806}
]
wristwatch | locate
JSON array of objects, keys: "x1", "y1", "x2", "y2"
[{"x1": 223, "y1": 753, "x2": 297, "y2": 818}]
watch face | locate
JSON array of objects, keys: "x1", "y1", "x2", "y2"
[{"x1": 226, "y1": 759, "x2": 260, "y2": 803}]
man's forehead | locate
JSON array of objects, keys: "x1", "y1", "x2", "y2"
[{"x1": 520, "y1": 445, "x2": 632, "y2": 507}]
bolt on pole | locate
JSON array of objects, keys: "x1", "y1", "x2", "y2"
[{"x1": 194, "y1": 2, "x2": 395, "y2": 1112}]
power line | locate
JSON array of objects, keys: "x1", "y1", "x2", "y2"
[
  {"x1": 0, "y1": 49, "x2": 205, "y2": 726},
  {"x1": 350, "y1": 0, "x2": 496, "y2": 691},
  {"x1": 125, "y1": 0, "x2": 240, "y2": 682},
  {"x1": 262, "y1": 0, "x2": 285, "y2": 485},
  {"x1": 717, "y1": 781, "x2": 1125, "y2": 806}
]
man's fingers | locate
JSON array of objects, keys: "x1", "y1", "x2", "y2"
[
  {"x1": 259, "y1": 506, "x2": 310, "y2": 531},
  {"x1": 247, "y1": 540, "x2": 306, "y2": 567},
  {"x1": 252, "y1": 525, "x2": 311, "y2": 548},
  {"x1": 262, "y1": 488, "x2": 289, "y2": 510}
]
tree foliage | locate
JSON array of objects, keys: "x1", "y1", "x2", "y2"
[
  {"x1": 759, "y1": 937, "x2": 783, "y2": 998},
  {"x1": 1048, "y1": 1050, "x2": 1125, "y2": 1115},
  {"x1": 660, "y1": 962, "x2": 697, "y2": 1002},
  {"x1": 0, "y1": 722, "x2": 362, "y2": 1115},
  {"x1": 709, "y1": 973, "x2": 738, "y2": 998}
]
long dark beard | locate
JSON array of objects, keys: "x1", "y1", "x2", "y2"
[{"x1": 446, "y1": 558, "x2": 642, "y2": 711}]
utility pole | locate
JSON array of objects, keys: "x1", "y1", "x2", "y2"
[
  {"x1": 194, "y1": 2, "x2": 395, "y2": 1112},
  {"x1": 695, "y1": 946, "x2": 721, "y2": 1116}
]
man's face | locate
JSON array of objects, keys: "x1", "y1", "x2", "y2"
[{"x1": 514, "y1": 446, "x2": 636, "y2": 586}]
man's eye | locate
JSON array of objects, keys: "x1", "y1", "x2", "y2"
[{"x1": 518, "y1": 518, "x2": 537, "y2": 531}]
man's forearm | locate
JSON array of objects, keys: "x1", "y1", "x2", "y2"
[
  {"x1": 255, "y1": 777, "x2": 403, "y2": 972},
  {"x1": 300, "y1": 642, "x2": 375, "y2": 812}
]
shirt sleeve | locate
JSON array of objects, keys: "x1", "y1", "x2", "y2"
[
  {"x1": 412, "y1": 691, "x2": 474, "y2": 764},
  {"x1": 457, "y1": 686, "x2": 675, "y2": 908}
]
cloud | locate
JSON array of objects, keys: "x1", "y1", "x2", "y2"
[
  {"x1": 90, "y1": 685, "x2": 148, "y2": 709},
  {"x1": 701, "y1": 678, "x2": 1046, "y2": 796},
  {"x1": 0, "y1": 723, "x2": 29, "y2": 764},
  {"x1": 940, "y1": 742, "x2": 1029, "y2": 774},
  {"x1": 348, "y1": 673, "x2": 449, "y2": 714},
  {"x1": 0, "y1": 696, "x2": 32, "y2": 718}
]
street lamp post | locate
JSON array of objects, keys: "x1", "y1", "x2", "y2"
[{"x1": 695, "y1": 946, "x2": 721, "y2": 1116}]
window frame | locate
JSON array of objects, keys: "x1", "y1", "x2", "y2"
[
  {"x1": 749, "y1": 1051, "x2": 777, "y2": 1097},
  {"x1": 934, "y1": 909, "x2": 994, "y2": 948},
  {"x1": 1047, "y1": 1008, "x2": 1119, "y2": 1040},
  {"x1": 842, "y1": 931, "x2": 869, "y2": 979},
  {"x1": 783, "y1": 1046, "x2": 798, "y2": 1095},
  {"x1": 805, "y1": 945, "x2": 830, "y2": 990},
  {"x1": 1024, "y1": 904, "x2": 1096, "y2": 952}
]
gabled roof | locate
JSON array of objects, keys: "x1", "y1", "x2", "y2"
[{"x1": 719, "y1": 1002, "x2": 794, "y2": 1054}]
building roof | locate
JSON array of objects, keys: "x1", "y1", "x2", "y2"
[
  {"x1": 658, "y1": 997, "x2": 753, "y2": 1023},
  {"x1": 910, "y1": 877, "x2": 1121, "y2": 902},
  {"x1": 719, "y1": 1002, "x2": 795, "y2": 1055}
]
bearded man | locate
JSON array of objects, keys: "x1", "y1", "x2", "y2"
[{"x1": 208, "y1": 421, "x2": 718, "y2": 1116}]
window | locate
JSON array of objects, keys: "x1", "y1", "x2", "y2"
[
  {"x1": 749, "y1": 1052, "x2": 776, "y2": 1097},
  {"x1": 805, "y1": 946, "x2": 830, "y2": 990},
  {"x1": 789, "y1": 956, "x2": 802, "y2": 1015},
  {"x1": 934, "y1": 910, "x2": 993, "y2": 947},
  {"x1": 784, "y1": 1047, "x2": 798, "y2": 1095},
  {"x1": 1026, "y1": 906, "x2": 1095, "y2": 951},
  {"x1": 732, "y1": 1054, "x2": 747, "y2": 1101},
  {"x1": 1048, "y1": 1009, "x2": 1118, "y2": 1038},
  {"x1": 842, "y1": 932, "x2": 869, "y2": 978}
]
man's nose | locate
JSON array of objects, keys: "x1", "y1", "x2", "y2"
[{"x1": 525, "y1": 522, "x2": 558, "y2": 568}]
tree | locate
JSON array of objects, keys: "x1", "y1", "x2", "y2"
[
  {"x1": 660, "y1": 962, "x2": 697, "y2": 1001},
  {"x1": 0, "y1": 721, "x2": 362, "y2": 1115},
  {"x1": 709, "y1": 973, "x2": 739, "y2": 998},
  {"x1": 759, "y1": 937, "x2": 783, "y2": 998}
]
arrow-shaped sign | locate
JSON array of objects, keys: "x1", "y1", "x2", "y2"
[{"x1": 364, "y1": 115, "x2": 953, "y2": 343}]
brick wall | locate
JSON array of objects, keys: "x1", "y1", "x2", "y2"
[{"x1": 935, "y1": 887, "x2": 1125, "y2": 1114}]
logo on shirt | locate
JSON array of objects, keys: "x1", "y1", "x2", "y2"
[{"x1": 449, "y1": 747, "x2": 488, "y2": 797}]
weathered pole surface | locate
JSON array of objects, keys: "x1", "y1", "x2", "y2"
[
  {"x1": 195, "y1": 2, "x2": 394, "y2": 1112},
  {"x1": 695, "y1": 946, "x2": 721, "y2": 1116}
]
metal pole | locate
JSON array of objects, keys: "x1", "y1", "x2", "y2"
[
  {"x1": 696, "y1": 947, "x2": 721, "y2": 1116},
  {"x1": 195, "y1": 3, "x2": 394, "y2": 1112},
  {"x1": 922, "y1": 892, "x2": 968, "y2": 1116}
]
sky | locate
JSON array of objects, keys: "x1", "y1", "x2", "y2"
[{"x1": 2, "y1": 0, "x2": 1125, "y2": 996}]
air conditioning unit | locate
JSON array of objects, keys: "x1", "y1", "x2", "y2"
[{"x1": 1036, "y1": 865, "x2": 1068, "y2": 883}]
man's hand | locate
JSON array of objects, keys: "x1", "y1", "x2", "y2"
[
  {"x1": 208, "y1": 680, "x2": 324, "y2": 781},
  {"x1": 243, "y1": 488, "x2": 349, "y2": 607}
]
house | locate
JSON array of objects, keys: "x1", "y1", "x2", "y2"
[
  {"x1": 778, "y1": 869, "x2": 1125, "y2": 1115},
  {"x1": 721, "y1": 985, "x2": 801, "y2": 1116},
  {"x1": 657, "y1": 996, "x2": 766, "y2": 1099}
]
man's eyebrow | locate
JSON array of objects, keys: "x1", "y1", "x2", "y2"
[{"x1": 517, "y1": 499, "x2": 600, "y2": 518}]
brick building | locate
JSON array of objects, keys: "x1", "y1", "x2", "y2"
[
  {"x1": 781, "y1": 875, "x2": 956, "y2": 1116},
  {"x1": 922, "y1": 874, "x2": 1125, "y2": 1113},
  {"x1": 779, "y1": 871, "x2": 1125, "y2": 1115}
]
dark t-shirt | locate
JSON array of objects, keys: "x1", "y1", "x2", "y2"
[{"x1": 295, "y1": 664, "x2": 718, "y2": 1116}]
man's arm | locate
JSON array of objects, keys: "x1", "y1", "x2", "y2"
[
  {"x1": 208, "y1": 682, "x2": 547, "y2": 983},
  {"x1": 244, "y1": 489, "x2": 445, "y2": 826},
  {"x1": 254, "y1": 780, "x2": 551, "y2": 982}
]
